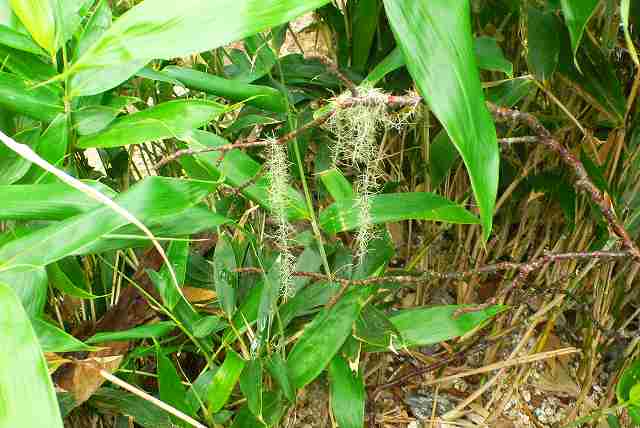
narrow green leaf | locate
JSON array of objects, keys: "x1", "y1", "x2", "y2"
[
  {"x1": 0, "y1": 70, "x2": 63, "y2": 121},
  {"x1": 21, "y1": 113, "x2": 68, "y2": 184},
  {"x1": 73, "y1": 0, "x2": 111, "y2": 60},
  {"x1": 208, "y1": 349, "x2": 245, "y2": 413},
  {"x1": 0, "y1": 282, "x2": 64, "y2": 428},
  {"x1": 363, "y1": 47, "x2": 403, "y2": 85},
  {"x1": 0, "y1": 265, "x2": 48, "y2": 316},
  {"x1": 156, "y1": 240, "x2": 189, "y2": 310},
  {"x1": 157, "y1": 348, "x2": 194, "y2": 421},
  {"x1": 90, "y1": 387, "x2": 173, "y2": 428},
  {"x1": 351, "y1": 0, "x2": 379, "y2": 72},
  {"x1": 68, "y1": 0, "x2": 332, "y2": 96},
  {"x1": 72, "y1": 96, "x2": 136, "y2": 136},
  {"x1": 617, "y1": 359, "x2": 640, "y2": 424},
  {"x1": 77, "y1": 99, "x2": 226, "y2": 148},
  {"x1": 429, "y1": 130, "x2": 459, "y2": 189},
  {"x1": 0, "y1": 44, "x2": 58, "y2": 83},
  {"x1": 239, "y1": 359, "x2": 263, "y2": 419},
  {"x1": 0, "y1": 177, "x2": 216, "y2": 270},
  {"x1": 213, "y1": 235, "x2": 237, "y2": 319},
  {"x1": 32, "y1": 318, "x2": 92, "y2": 352},
  {"x1": 86, "y1": 321, "x2": 177, "y2": 344},
  {"x1": 47, "y1": 262, "x2": 98, "y2": 299},
  {"x1": 527, "y1": 6, "x2": 561, "y2": 81},
  {"x1": 0, "y1": 126, "x2": 39, "y2": 185},
  {"x1": 329, "y1": 355, "x2": 365, "y2": 428},
  {"x1": 560, "y1": 0, "x2": 599, "y2": 61},
  {"x1": 192, "y1": 316, "x2": 225, "y2": 338},
  {"x1": 265, "y1": 354, "x2": 294, "y2": 402},
  {"x1": 473, "y1": 36, "x2": 512, "y2": 77},
  {"x1": 8, "y1": 0, "x2": 56, "y2": 55},
  {"x1": 287, "y1": 287, "x2": 371, "y2": 389},
  {"x1": 256, "y1": 256, "x2": 282, "y2": 342},
  {"x1": 383, "y1": 0, "x2": 499, "y2": 240},
  {"x1": 162, "y1": 66, "x2": 287, "y2": 113},
  {"x1": 319, "y1": 192, "x2": 479, "y2": 235}
]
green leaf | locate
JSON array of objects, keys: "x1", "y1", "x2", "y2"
[
  {"x1": 351, "y1": 0, "x2": 379, "y2": 73},
  {"x1": 73, "y1": 0, "x2": 111, "y2": 60},
  {"x1": 73, "y1": 96, "x2": 136, "y2": 136},
  {"x1": 162, "y1": 66, "x2": 287, "y2": 113},
  {"x1": 0, "y1": 177, "x2": 216, "y2": 270},
  {"x1": 0, "y1": 24, "x2": 46, "y2": 55},
  {"x1": 363, "y1": 47, "x2": 403, "y2": 86},
  {"x1": 76, "y1": 99, "x2": 226, "y2": 148},
  {"x1": 287, "y1": 287, "x2": 371, "y2": 389},
  {"x1": 329, "y1": 355, "x2": 365, "y2": 428},
  {"x1": 68, "y1": 0, "x2": 332, "y2": 96},
  {"x1": 155, "y1": 240, "x2": 189, "y2": 310},
  {"x1": 0, "y1": 265, "x2": 48, "y2": 316},
  {"x1": 0, "y1": 126, "x2": 38, "y2": 185},
  {"x1": 0, "y1": 70, "x2": 63, "y2": 121},
  {"x1": 319, "y1": 192, "x2": 479, "y2": 234},
  {"x1": 473, "y1": 36, "x2": 512, "y2": 77},
  {"x1": 265, "y1": 354, "x2": 294, "y2": 402},
  {"x1": 486, "y1": 77, "x2": 535, "y2": 108},
  {"x1": 86, "y1": 321, "x2": 177, "y2": 344},
  {"x1": 560, "y1": 0, "x2": 599, "y2": 61},
  {"x1": 527, "y1": 6, "x2": 561, "y2": 81},
  {"x1": 157, "y1": 348, "x2": 194, "y2": 421},
  {"x1": 0, "y1": 44, "x2": 58, "y2": 82},
  {"x1": 192, "y1": 316, "x2": 225, "y2": 338},
  {"x1": 213, "y1": 234, "x2": 237, "y2": 319},
  {"x1": 372, "y1": 305, "x2": 504, "y2": 350},
  {"x1": 90, "y1": 387, "x2": 172, "y2": 428},
  {"x1": 256, "y1": 256, "x2": 282, "y2": 341},
  {"x1": 0, "y1": 282, "x2": 64, "y2": 428},
  {"x1": 8, "y1": 0, "x2": 56, "y2": 55},
  {"x1": 239, "y1": 359, "x2": 263, "y2": 419},
  {"x1": 319, "y1": 168, "x2": 354, "y2": 202},
  {"x1": 208, "y1": 349, "x2": 245, "y2": 413},
  {"x1": 383, "y1": 0, "x2": 499, "y2": 240},
  {"x1": 32, "y1": 317, "x2": 92, "y2": 352},
  {"x1": 617, "y1": 359, "x2": 640, "y2": 424},
  {"x1": 20, "y1": 113, "x2": 68, "y2": 184},
  {"x1": 429, "y1": 131, "x2": 459, "y2": 189},
  {"x1": 46, "y1": 262, "x2": 98, "y2": 299}
]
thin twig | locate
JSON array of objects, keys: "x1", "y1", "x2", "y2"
[
  {"x1": 233, "y1": 250, "x2": 629, "y2": 287},
  {"x1": 154, "y1": 110, "x2": 334, "y2": 169},
  {"x1": 488, "y1": 103, "x2": 640, "y2": 263}
]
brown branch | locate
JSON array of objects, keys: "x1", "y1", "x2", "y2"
[
  {"x1": 155, "y1": 110, "x2": 335, "y2": 169},
  {"x1": 233, "y1": 250, "x2": 629, "y2": 289},
  {"x1": 488, "y1": 103, "x2": 640, "y2": 263}
]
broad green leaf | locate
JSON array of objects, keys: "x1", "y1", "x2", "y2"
[
  {"x1": 617, "y1": 359, "x2": 640, "y2": 424},
  {"x1": 623, "y1": 0, "x2": 639, "y2": 66},
  {"x1": 77, "y1": 100, "x2": 226, "y2": 148},
  {"x1": 473, "y1": 36, "x2": 512, "y2": 77},
  {"x1": 32, "y1": 318, "x2": 92, "y2": 352},
  {"x1": 90, "y1": 388, "x2": 172, "y2": 428},
  {"x1": 486, "y1": 77, "x2": 535, "y2": 107},
  {"x1": 0, "y1": 70, "x2": 63, "y2": 121},
  {"x1": 157, "y1": 348, "x2": 194, "y2": 421},
  {"x1": 287, "y1": 287, "x2": 371, "y2": 389},
  {"x1": 162, "y1": 66, "x2": 287, "y2": 113},
  {"x1": 0, "y1": 45, "x2": 58, "y2": 83},
  {"x1": 319, "y1": 192, "x2": 479, "y2": 234},
  {"x1": 560, "y1": 0, "x2": 599, "y2": 61},
  {"x1": 192, "y1": 316, "x2": 225, "y2": 338},
  {"x1": 329, "y1": 355, "x2": 365, "y2": 428},
  {"x1": 73, "y1": 0, "x2": 111, "y2": 60},
  {"x1": 0, "y1": 177, "x2": 216, "y2": 270},
  {"x1": 351, "y1": 0, "x2": 379, "y2": 73},
  {"x1": 73, "y1": 96, "x2": 136, "y2": 136},
  {"x1": 0, "y1": 265, "x2": 47, "y2": 316},
  {"x1": 208, "y1": 349, "x2": 245, "y2": 413},
  {"x1": 377, "y1": 305, "x2": 504, "y2": 350},
  {"x1": 319, "y1": 168, "x2": 354, "y2": 202},
  {"x1": 86, "y1": 321, "x2": 177, "y2": 344},
  {"x1": 68, "y1": 0, "x2": 332, "y2": 96},
  {"x1": 239, "y1": 359, "x2": 263, "y2": 419},
  {"x1": 180, "y1": 130, "x2": 309, "y2": 221},
  {"x1": 383, "y1": 0, "x2": 499, "y2": 240},
  {"x1": 213, "y1": 234, "x2": 237, "y2": 318},
  {"x1": 0, "y1": 24, "x2": 45, "y2": 55},
  {"x1": 8, "y1": 0, "x2": 55, "y2": 55},
  {"x1": 354, "y1": 305, "x2": 401, "y2": 348},
  {"x1": 527, "y1": 6, "x2": 561, "y2": 81},
  {"x1": 0, "y1": 282, "x2": 64, "y2": 428}
]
